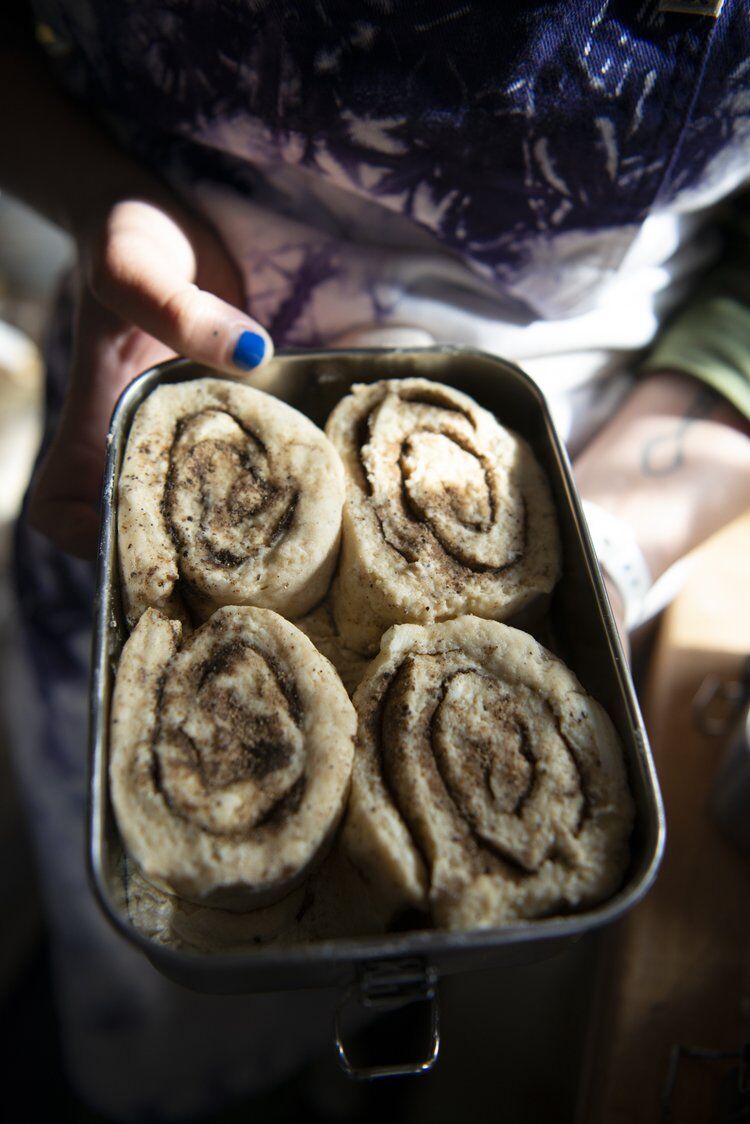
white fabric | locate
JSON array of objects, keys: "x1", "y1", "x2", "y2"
[
  {"x1": 191, "y1": 181, "x2": 720, "y2": 452},
  {"x1": 581, "y1": 501, "x2": 654, "y2": 632}
]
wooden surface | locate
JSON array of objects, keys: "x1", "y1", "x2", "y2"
[{"x1": 578, "y1": 512, "x2": 750, "y2": 1124}]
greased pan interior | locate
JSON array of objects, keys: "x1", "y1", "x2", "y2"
[{"x1": 88, "y1": 348, "x2": 665, "y2": 995}]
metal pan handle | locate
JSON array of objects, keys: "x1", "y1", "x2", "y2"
[{"x1": 334, "y1": 958, "x2": 440, "y2": 1080}]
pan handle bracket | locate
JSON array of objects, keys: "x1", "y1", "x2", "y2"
[{"x1": 334, "y1": 958, "x2": 440, "y2": 1081}]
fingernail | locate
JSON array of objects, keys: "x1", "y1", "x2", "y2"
[{"x1": 232, "y1": 330, "x2": 267, "y2": 370}]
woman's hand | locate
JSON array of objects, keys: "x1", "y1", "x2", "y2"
[
  {"x1": 28, "y1": 198, "x2": 273, "y2": 558},
  {"x1": 575, "y1": 370, "x2": 750, "y2": 659},
  {"x1": 0, "y1": 47, "x2": 273, "y2": 557}
]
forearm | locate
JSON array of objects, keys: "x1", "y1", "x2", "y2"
[
  {"x1": 0, "y1": 43, "x2": 173, "y2": 236},
  {"x1": 574, "y1": 371, "x2": 750, "y2": 584}
]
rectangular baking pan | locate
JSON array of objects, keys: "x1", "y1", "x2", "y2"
[{"x1": 88, "y1": 347, "x2": 665, "y2": 998}]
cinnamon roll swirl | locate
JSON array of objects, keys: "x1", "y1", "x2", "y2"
[
  {"x1": 109, "y1": 605, "x2": 355, "y2": 910},
  {"x1": 325, "y1": 378, "x2": 560, "y2": 654},
  {"x1": 344, "y1": 617, "x2": 633, "y2": 930},
  {"x1": 118, "y1": 378, "x2": 345, "y2": 627}
]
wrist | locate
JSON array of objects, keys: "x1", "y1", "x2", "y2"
[
  {"x1": 65, "y1": 164, "x2": 183, "y2": 245},
  {"x1": 0, "y1": 49, "x2": 173, "y2": 238}
]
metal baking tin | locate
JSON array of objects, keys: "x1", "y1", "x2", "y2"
[{"x1": 89, "y1": 348, "x2": 665, "y2": 1002}]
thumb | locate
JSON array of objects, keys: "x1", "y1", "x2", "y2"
[{"x1": 87, "y1": 200, "x2": 273, "y2": 374}]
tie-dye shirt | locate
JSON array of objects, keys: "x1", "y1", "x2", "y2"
[{"x1": 32, "y1": 0, "x2": 750, "y2": 444}]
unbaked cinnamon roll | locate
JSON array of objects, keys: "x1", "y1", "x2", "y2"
[
  {"x1": 122, "y1": 858, "x2": 307, "y2": 951},
  {"x1": 344, "y1": 617, "x2": 633, "y2": 929},
  {"x1": 325, "y1": 378, "x2": 560, "y2": 654},
  {"x1": 109, "y1": 605, "x2": 355, "y2": 910},
  {"x1": 122, "y1": 844, "x2": 388, "y2": 953},
  {"x1": 118, "y1": 378, "x2": 345, "y2": 627},
  {"x1": 295, "y1": 600, "x2": 370, "y2": 696}
]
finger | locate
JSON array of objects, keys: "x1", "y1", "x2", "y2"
[{"x1": 88, "y1": 202, "x2": 273, "y2": 374}]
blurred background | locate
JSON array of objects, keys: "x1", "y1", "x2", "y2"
[{"x1": 0, "y1": 191, "x2": 73, "y2": 1108}]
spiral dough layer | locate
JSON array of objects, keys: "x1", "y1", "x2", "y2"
[
  {"x1": 326, "y1": 378, "x2": 560, "y2": 653},
  {"x1": 118, "y1": 378, "x2": 345, "y2": 626},
  {"x1": 109, "y1": 606, "x2": 356, "y2": 909},
  {"x1": 344, "y1": 617, "x2": 633, "y2": 929}
]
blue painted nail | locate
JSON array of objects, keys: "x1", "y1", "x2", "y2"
[{"x1": 232, "y1": 330, "x2": 266, "y2": 370}]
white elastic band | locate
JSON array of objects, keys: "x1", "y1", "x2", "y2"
[{"x1": 581, "y1": 500, "x2": 653, "y2": 632}]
